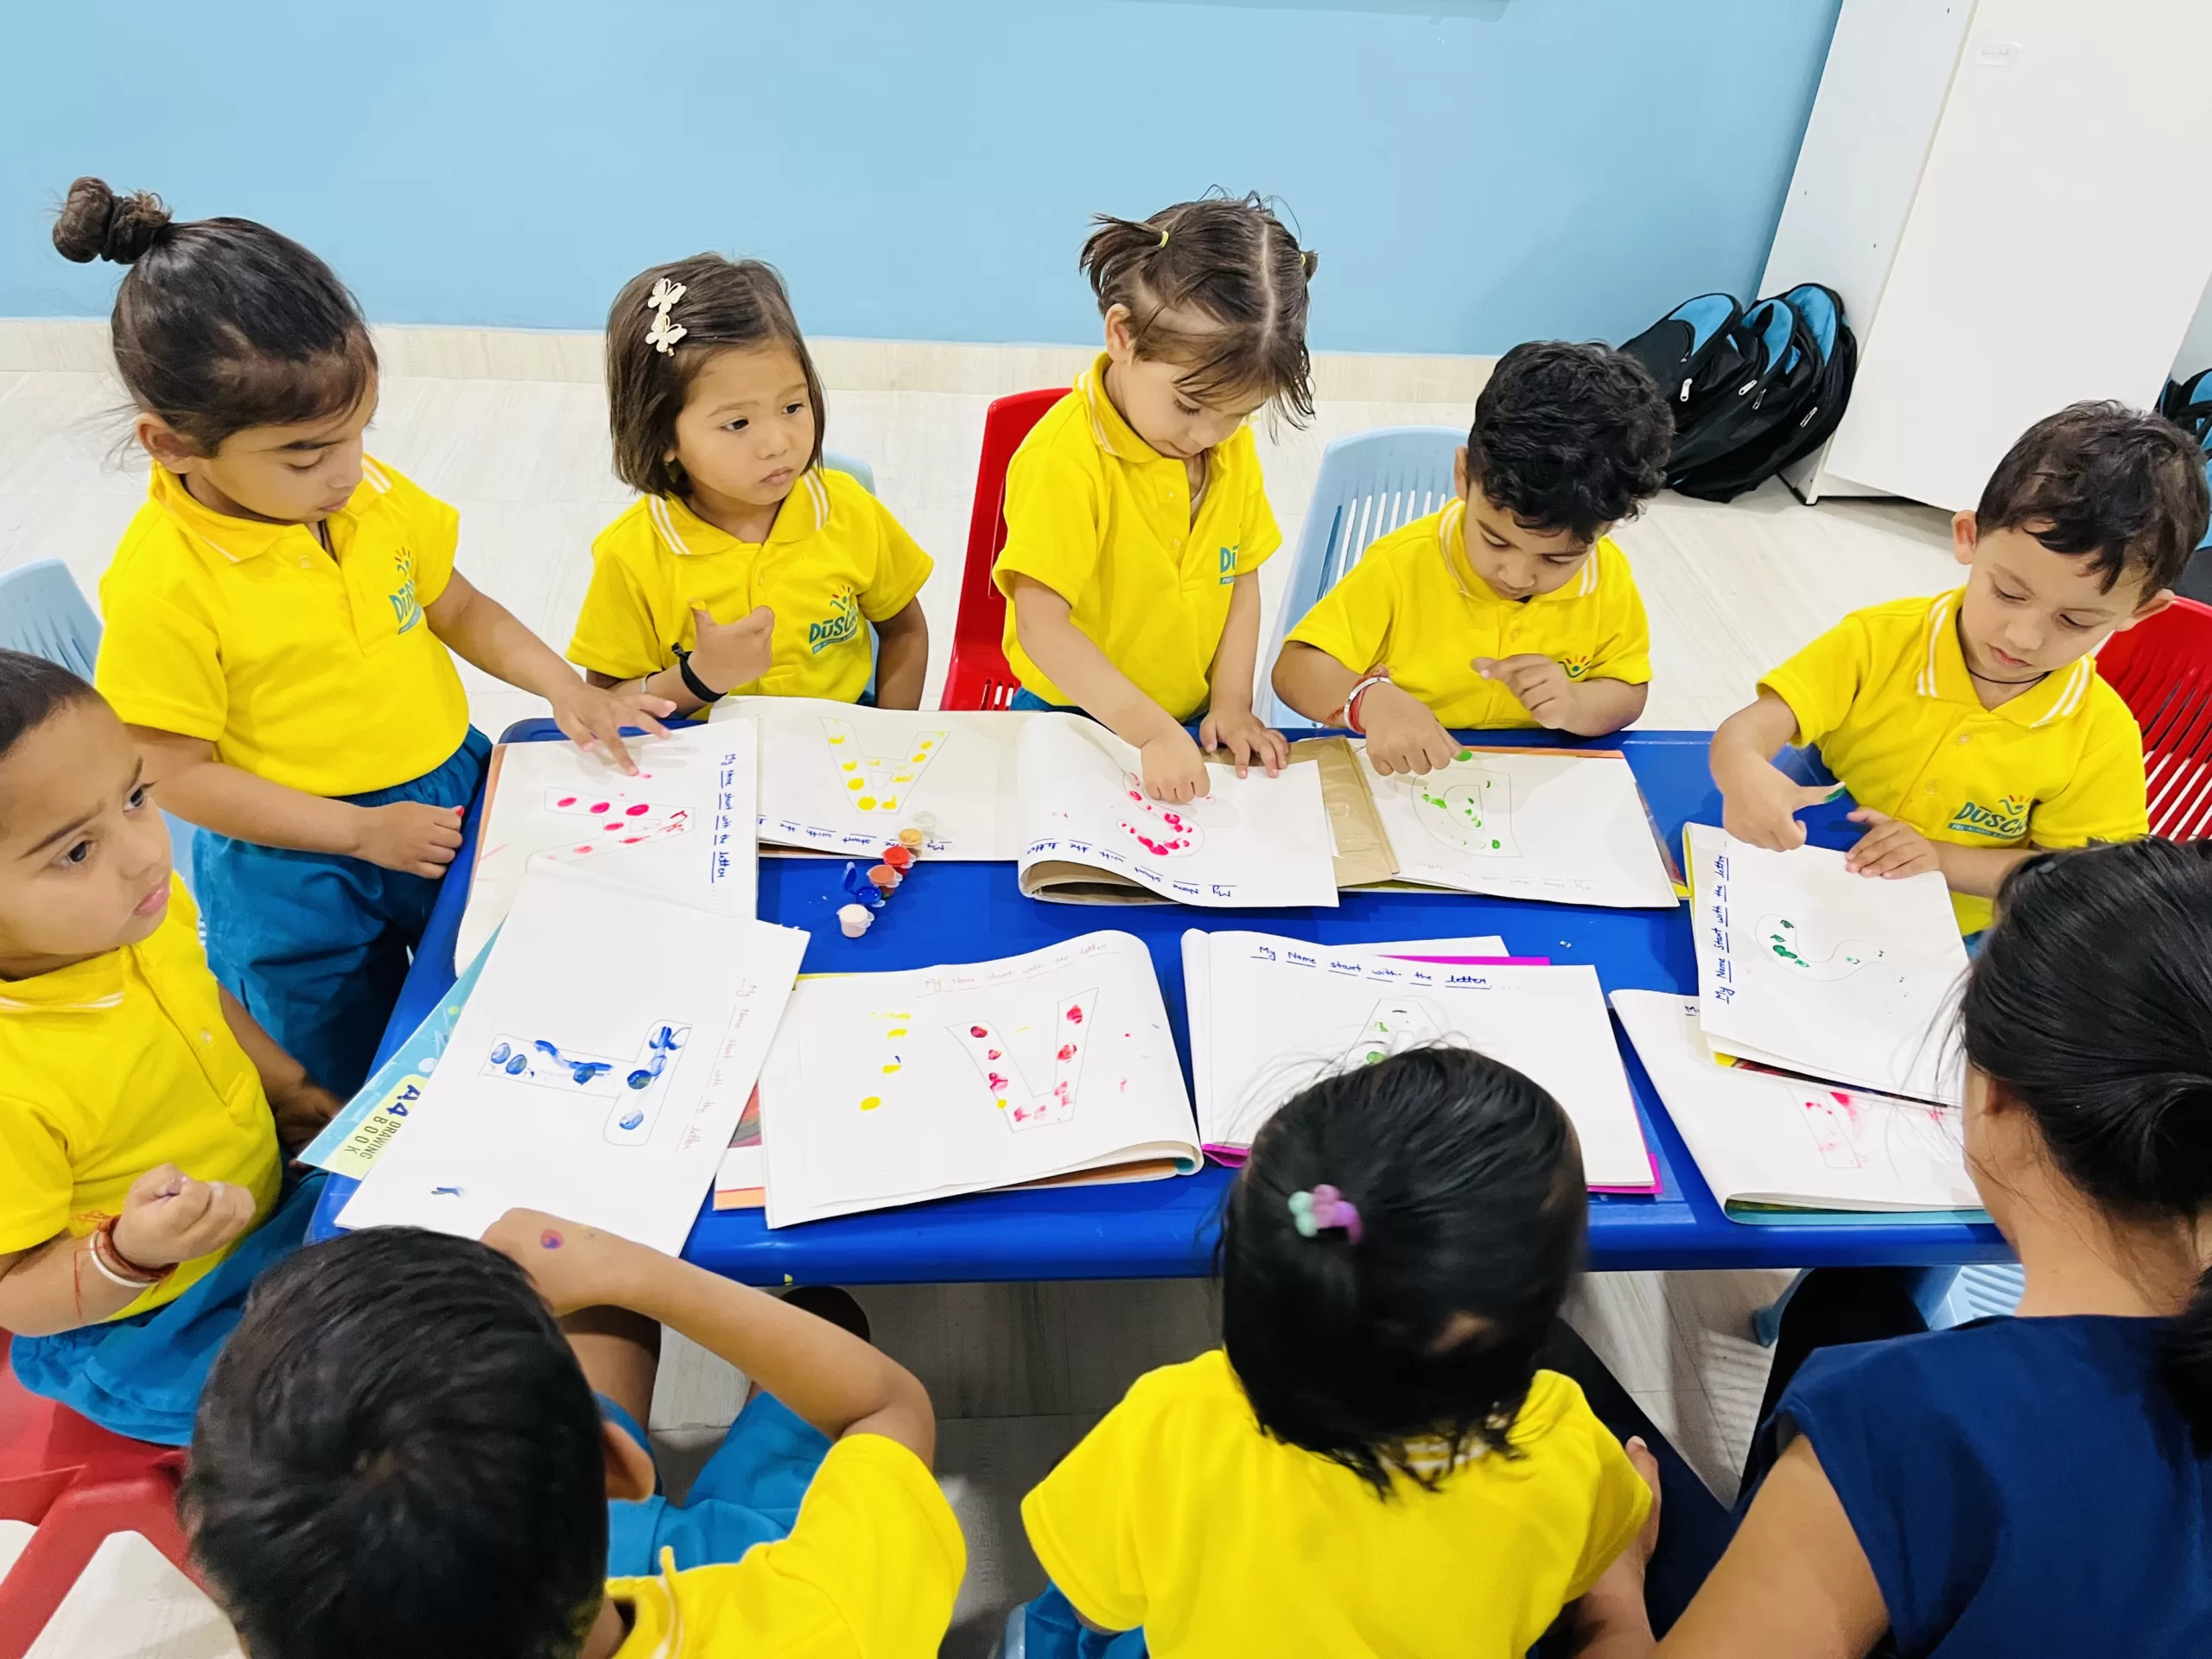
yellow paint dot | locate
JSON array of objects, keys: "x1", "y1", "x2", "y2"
[
  {"x1": 892, "y1": 772, "x2": 915, "y2": 784},
  {"x1": 881, "y1": 798, "x2": 899, "y2": 810},
  {"x1": 860, "y1": 1096, "x2": 880, "y2": 1110},
  {"x1": 841, "y1": 760, "x2": 856, "y2": 772},
  {"x1": 887, "y1": 1026, "x2": 907, "y2": 1037},
  {"x1": 847, "y1": 778, "x2": 864, "y2": 791},
  {"x1": 918, "y1": 740, "x2": 934, "y2": 751},
  {"x1": 857, "y1": 796, "x2": 877, "y2": 810},
  {"x1": 909, "y1": 753, "x2": 928, "y2": 764},
  {"x1": 993, "y1": 1097, "x2": 1007, "y2": 1109},
  {"x1": 881, "y1": 1061, "x2": 901, "y2": 1074},
  {"x1": 828, "y1": 734, "x2": 845, "y2": 745}
]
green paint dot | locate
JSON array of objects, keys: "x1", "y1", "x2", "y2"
[
  {"x1": 1364, "y1": 1050, "x2": 1386, "y2": 1065},
  {"x1": 1455, "y1": 748, "x2": 1473, "y2": 761},
  {"x1": 1491, "y1": 838, "x2": 1501, "y2": 849}
]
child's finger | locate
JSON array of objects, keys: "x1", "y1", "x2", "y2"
[
  {"x1": 596, "y1": 725, "x2": 639, "y2": 776},
  {"x1": 627, "y1": 702, "x2": 673, "y2": 740}
]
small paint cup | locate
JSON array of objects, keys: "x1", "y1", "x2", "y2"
[
  {"x1": 882, "y1": 843, "x2": 916, "y2": 872},
  {"x1": 867, "y1": 863, "x2": 901, "y2": 893},
  {"x1": 898, "y1": 826, "x2": 926, "y2": 849},
  {"x1": 837, "y1": 903, "x2": 874, "y2": 938}
]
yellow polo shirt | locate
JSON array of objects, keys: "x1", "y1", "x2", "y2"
[
  {"x1": 995, "y1": 355, "x2": 1281, "y2": 721},
  {"x1": 1762, "y1": 588, "x2": 2149, "y2": 932},
  {"x1": 97, "y1": 461, "x2": 470, "y2": 799},
  {"x1": 608, "y1": 1435, "x2": 964, "y2": 1658},
  {"x1": 1285, "y1": 499, "x2": 1651, "y2": 727},
  {"x1": 0, "y1": 880, "x2": 281, "y2": 1316},
  {"x1": 569, "y1": 468, "x2": 931, "y2": 705},
  {"x1": 1020, "y1": 1351, "x2": 1649, "y2": 1657}
]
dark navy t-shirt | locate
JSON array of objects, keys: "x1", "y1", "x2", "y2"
[{"x1": 1779, "y1": 1316, "x2": 2212, "y2": 1656}]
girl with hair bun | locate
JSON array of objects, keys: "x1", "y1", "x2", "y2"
[
  {"x1": 54, "y1": 178, "x2": 670, "y2": 1098},
  {"x1": 1578, "y1": 836, "x2": 2212, "y2": 1655}
]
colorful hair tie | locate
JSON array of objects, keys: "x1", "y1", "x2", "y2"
[
  {"x1": 1287, "y1": 1185, "x2": 1362, "y2": 1244},
  {"x1": 1157, "y1": 227, "x2": 1170, "y2": 248}
]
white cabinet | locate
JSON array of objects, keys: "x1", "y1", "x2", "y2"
[{"x1": 1762, "y1": 0, "x2": 2212, "y2": 508}]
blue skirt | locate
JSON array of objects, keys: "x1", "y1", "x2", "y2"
[
  {"x1": 600, "y1": 1388, "x2": 831, "y2": 1576},
  {"x1": 10, "y1": 1171, "x2": 326, "y2": 1445},
  {"x1": 198, "y1": 730, "x2": 490, "y2": 1099}
]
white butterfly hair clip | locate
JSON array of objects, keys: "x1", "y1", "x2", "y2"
[{"x1": 644, "y1": 278, "x2": 689, "y2": 355}]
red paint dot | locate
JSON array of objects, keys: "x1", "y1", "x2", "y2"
[
  {"x1": 1065, "y1": 1006, "x2": 1084, "y2": 1024},
  {"x1": 556, "y1": 795, "x2": 578, "y2": 808},
  {"x1": 969, "y1": 1025, "x2": 988, "y2": 1038},
  {"x1": 572, "y1": 843, "x2": 593, "y2": 854},
  {"x1": 1057, "y1": 1043, "x2": 1077, "y2": 1061},
  {"x1": 626, "y1": 802, "x2": 650, "y2": 817},
  {"x1": 623, "y1": 836, "x2": 643, "y2": 844},
  {"x1": 603, "y1": 822, "x2": 622, "y2": 830},
  {"x1": 589, "y1": 800, "x2": 610, "y2": 815}
]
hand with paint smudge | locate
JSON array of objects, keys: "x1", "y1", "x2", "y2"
[
  {"x1": 350, "y1": 799, "x2": 467, "y2": 877},
  {"x1": 111, "y1": 1164, "x2": 257, "y2": 1270},
  {"x1": 1359, "y1": 681, "x2": 1461, "y2": 778},
  {"x1": 1140, "y1": 728, "x2": 1211, "y2": 804},
  {"x1": 1844, "y1": 809, "x2": 1941, "y2": 880},
  {"x1": 483, "y1": 1208, "x2": 634, "y2": 1316},
  {"x1": 1198, "y1": 705, "x2": 1288, "y2": 780},
  {"x1": 687, "y1": 605, "x2": 777, "y2": 701},
  {"x1": 544, "y1": 677, "x2": 675, "y2": 776}
]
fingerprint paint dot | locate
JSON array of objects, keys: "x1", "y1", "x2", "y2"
[
  {"x1": 626, "y1": 802, "x2": 650, "y2": 817},
  {"x1": 860, "y1": 1095, "x2": 881, "y2": 1110},
  {"x1": 829, "y1": 734, "x2": 846, "y2": 745},
  {"x1": 1065, "y1": 1006, "x2": 1085, "y2": 1024},
  {"x1": 1057, "y1": 1043, "x2": 1077, "y2": 1061},
  {"x1": 969, "y1": 1026, "x2": 988, "y2": 1038},
  {"x1": 603, "y1": 822, "x2": 622, "y2": 830},
  {"x1": 619, "y1": 1109, "x2": 645, "y2": 1130},
  {"x1": 589, "y1": 801, "x2": 611, "y2": 815},
  {"x1": 881, "y1": 1061, "x2": 901, "y2": 1074},
  {"x1": 887, "y1": 1026, "x2": 908, "y2": 1037},
  {"x1": 573, "y1": 843, "x2": 594, "y2": 854},
  {"x1": 842, "y1": 760, "x2": 857, "y2": 771},
  {"x1": 857, "y1": 796, "x2": 877, "y2": 810},
  {"x1": 556, "y1": 795, "x2": 577, "y2": 808}
]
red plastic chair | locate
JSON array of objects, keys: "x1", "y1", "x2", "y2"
[
  {"x1": 2096, "y1": 594, "x2": 2212, "y2": 840},
  {"x1": 0, "y1": 1347, "x2": 193, "y2": 1659},
  {"x1": 939, "y1": 388, "x2": 1067, "y2": 711}
]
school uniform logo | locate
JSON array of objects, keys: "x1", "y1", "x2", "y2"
[
  {"x1": 1217, "y1": 544, "x2": 1238, "y2": 585},
  {"x1": 388, "y1": 548, "x2": 423, "y2": 635},
  {"x1": 807, "y1": 585, "x2": 861, "y2": 655},
  {"x1": 1946, "y1": 794, "x2": 2030, "y2": 839},
  {"x1": 1556, "y1": 652, "x2": 1593, "y2": 681}
]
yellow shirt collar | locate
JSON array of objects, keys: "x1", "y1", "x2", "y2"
[
  {"x1": 647, "y1": 472, "x2": 832, "y2": 559},
  {"x1": 609, "y1": 1548, "x2": 684, "y2": 1659},
  {"x1": 1437, "y1": 499, "x2": 1602, "y2": 608},
  {"x1": 1076, "y1": 352, "x2": 1165, "y2": 464},
  {"x1": 1916, "y1": 588, "x2": 2099, "y2": 729},
  {"x1": 0, "y1": 946, "x2": 127, "y2": 1014},
  {"x1": 146, "y1": 459, "x2": 393, "y2": 565}
]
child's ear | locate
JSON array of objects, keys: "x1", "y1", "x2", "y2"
[
  {"x1": 1452, "y1": 445, "x2": 1470, "y2": 501},
  {"x1": 601, "y1": 1417, "x2": 658, "y2": 1502},
  {"x1": 1102, "y1": 302, "x2": 1136, "y2": 361},
  {"x1": 2113, "y1": 587, "x2": 2176, "y2": 632},
  {"x1": 137, "y1": 412, "x2": 200, "y2": 475},
  {"x1": 1950, "y1": 508, "x2": 1979, "y2": 569}
]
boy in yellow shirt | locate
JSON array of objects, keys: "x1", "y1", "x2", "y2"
[
  {"x1": 0, "y1": 652, "x2": 340, "y2": 1442},
  {"x1": 185, "y1": 1217, "x2": 961, "y2": 1659},
  {"x1": 1273, "y1": 341, "x2": 1672, "y2": 772},
  {"x1": 1712, "y1": 402, "x2": 2208, "y2": 931}
]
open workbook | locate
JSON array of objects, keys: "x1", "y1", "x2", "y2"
[
  {"x1": 342, "y1": 862, "x2": 807, "y2": 1255},
  {"x1": 454, "y1": 722, "x2": 760, "y2": 970},
  {"x1": 1180, "y1": 931, "x2": 1657, "y2": 1190},
  {"x1": 1686, "y1": 823, "x2": 1969, "y2": 1103},
  {"x1": 721, "y1": 696, "x2": 1340, "y2": 908},
  {"x1": 755, "y1": 931, "x2": 1200, "y2": 1226},
  {"x1": 1613, "y1": 991, "x2": 1982, "y2": 1218}
]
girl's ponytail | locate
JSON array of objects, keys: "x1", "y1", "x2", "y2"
[
  {"x1": 1961, "y1": 838, "x2": 2212, "y2": 1448},
  {"x1": 52, "y1": 176, "x2": 171, "y2": 266}
]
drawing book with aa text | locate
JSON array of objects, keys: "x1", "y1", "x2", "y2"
[{"x1": 755, "y1": 931, "x2": 1200, "y2": 1226}]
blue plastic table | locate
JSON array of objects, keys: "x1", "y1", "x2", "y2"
[{"x1": 310, "y1": 721, "x2": 2008, "y2": 1281}]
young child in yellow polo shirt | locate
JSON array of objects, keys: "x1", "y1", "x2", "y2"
[
  {"x1": 996, "y1": 194, "x2": 1314, "y2": 804},
  {"x1": 55, "y1": 178, "x2": 668, "y2": 1099},
  {"x1": 1273, "y1": 340, "x2": 1672, "y2": 772},
  {"x1": 185, "y1": 1218, "x2": 962, "y2": 1659},
  {"x1": 0, "y1": 653, "x2": 341, "y2": 1442},
  {"x1": 1712, "y1": 402, "x2": 2208, "y2": 932},
  {"x1": 1016, "y1": 1048, "x2": 1650, "y2": 1658},
  {"x1": 569, "y1": 255, "x2": 932, "y2": 715}
]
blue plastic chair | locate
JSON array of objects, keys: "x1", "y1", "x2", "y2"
[
  {"x1": 0, "y1": 559, "x2": 200, "y2": 893},
  {"x1": 1751, "y1": 1262, "x2": 2023, "y2": 1346},
  {"x1": 822, "y1": 449, "x2": 875, "y2": 495},
  {"x1": 1261, "y1": 426, "x2": 1462, "y2": 728}
]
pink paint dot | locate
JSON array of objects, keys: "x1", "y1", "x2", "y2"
[
  {"x1": 572, "y1": 843, "x2": 593, "y2": 854},
  {"x1": 1057, "y1": 1043, "x2": 1076, "y2": 1061},
  {"x1": 540, "y1": 1229, "x2": 564, "y2": 1249},
  {"x1": 969, "y1": 1025, "x2": 988, "y2": 1038},
  {"x1": 626, "y1": 802, "x2": 650, "y2": 817},
  {"x1": 987, "y1": 1048, "x2": 1001, "y2": 1060},
  {"x1": 988, "y1": 1072, "x2": 1008, "y2": 1091},
  {"x1": 603, "y1": 821, "x2": 622, "y2": 830},
  {"x1": 556, "y1": 795, "x2": 577, "y2": 808},
  {"x1": 622, "y1": 836, "x2": 643, "y2": 844},
  {"x1": 588, "y1": 800, "x2": 610, "y2": 815},
  {"x1": 1065, "y1": 1006, "x2": 1084, "y2": 1025}
]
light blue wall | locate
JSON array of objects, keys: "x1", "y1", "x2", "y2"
[{"x1": 0, "y1": 0, "x2": 1840, "y2": 354}]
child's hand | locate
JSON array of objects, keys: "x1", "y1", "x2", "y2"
[
  {"x1": 1845, "y1": 809, "x2": 1941, "y2": 879},
  {"x1": 270, "y1": 1081, "x2": 344, "y2": 1156},
  {"x1": 111, "y1": 1165, "x2": 257, "y2": 1269},
  {"x1": 1361, "y1": 683, "x2": 1461, "y2": 777},
  {"x1": 1721, "y1": 762, "x2": 1835, "y2": 852},
  {"x1": 688, "y1": 606, "x2": 777, "y2": 700},
  {"x1": 1198, "y1": 708, "x2": 1288, "y2": 779},
  {"x1": 1140, "y1": 729, "x2": 1211, "y2": 804},
  {"x1": 1474, "y1": 654, "x2": 1578, "y2": 729},
  {"x1": 483, "y1": 1209, "x2": 640, "y2": 1317},
  {"x1": 352, "y1": 800, "x2": 466, "y2": 877},
  {"x1": 549, "y1": 680, "x2": 675, "y2": 776}
]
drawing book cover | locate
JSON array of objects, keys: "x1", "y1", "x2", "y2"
[
  {"x1": 1183, "y1": 931, "x2": 1656, "y2": 1191},
  {"x1": 341, "y1": 862, "x2": 806, "y2": 1255},
  {"x1": 1686, "y1": 823, "x2": 1969, "y2": 1103},
  {"x1": 756, "y1": 931, "x2": 1199, "y2": 1227},
  {"x1": 456, "y1": 722, "x2": 760, "y2": 970},
  {"x1": 1612, "y1": 991, "x2": 1980, "y2": 1216},
  {"x1": 1354, "y1": 745, "x2": 1681, "y2": 909},
  {"x1": 1014, "y1": 715, "x2": 1338, "y2": 909},
  {"x1": 722, "y1": 696, "x2": 1027, "y2": 860}
]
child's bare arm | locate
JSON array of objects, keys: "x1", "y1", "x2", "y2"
[
  {"x1": 486, "y1": 1211, "x2": 934, "y2": 1465},
  {"x1": 870, "y1": 597, "x2": 930, "y2": 711},
  {"x1": 1007, "y1": 576, "x2": 1208, "y2": 804},
  {"x1": 424, "y1": 573, "x2": 674, "y2": 772},
  {"x1": 1474, "y1": 656, "x2": 1648, "y2": 737},
  {"x1": 0, "y1": 1167, "x2": 257, "y2": 1337},
  {"x1": 1269, "y1": 639, "x2": 1360, "y2": 723},
  {"x1": 219, "y1": 988, "x2": 342, "y2": 1152},
  {"x1": 131, "y1": 725, "x2": 465, "y2": 879},
  {"x1": 1198, "y1": 574, "x2": 1287, "y2": 777},
  {"x1": 1709, "y1": 693, "x2": 1837, "y2": 850}
]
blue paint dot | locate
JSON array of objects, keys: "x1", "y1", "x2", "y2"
[
  {"x1": 505, "y1": 1054, "x2": 527, "y2": 1075},
  {"x1": 619, "y1": 1109, "x2": 645, "y2": 1131}
]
